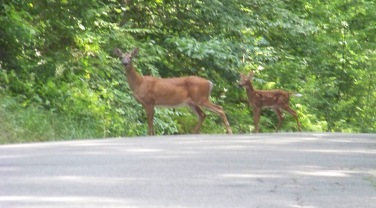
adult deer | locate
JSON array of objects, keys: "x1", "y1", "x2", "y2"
[
  {"x1": 114, "y1": 48, "x2": 232, "y2": 135},
  {"x1": 239, "y1": 71, "x2": 302, "y2": 133}
]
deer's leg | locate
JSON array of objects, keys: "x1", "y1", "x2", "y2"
[
  {"x1": 144, "y1": 104, "x2": 155, "y2": 135},
  {"x1": 282, "y1": 105, "x2": 302, "y2": 132},
  {"x1": 273, "y1": 107, "x2": 284, "y2": 132},
  {"x1": 253, "y1": 107, "x2": 261, "y2": 133},
  {"x1": 202, "y1": 102, "x2": 232, "y2": 134},
  {"x1": 189, "y1": 104, "x2": 206, "y2": 134}
]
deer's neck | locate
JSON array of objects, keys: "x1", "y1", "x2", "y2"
[
  {"x1": 245, "y1": 81, "x2": 257, "y2": 99},
  {"x1": 124, "y1": 63, "x2": 143, "y2": 91}
]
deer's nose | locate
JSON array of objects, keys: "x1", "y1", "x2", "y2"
[
  {"x1": 122, "y1": 60, "x2": 129, "y2": 66},
  {"x1": 237, "y1": 81, "x2": 243, "y2": 88}
]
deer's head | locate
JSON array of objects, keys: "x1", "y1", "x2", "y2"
[
  {"x1": 114, "y1": 48, "x2": 139, "y2": 67},
  {"x1": 238, "y1": 71, "x2": 255, "y2": 88}
]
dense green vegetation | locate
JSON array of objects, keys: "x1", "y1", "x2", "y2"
[{"x1": 1, "y1": 0, "x2": 375, "y2": 143}]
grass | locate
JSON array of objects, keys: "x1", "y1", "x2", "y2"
[
  {"x1": 0, "y1": 95, "x2": 230, "y2": 144},
  {"x1": 0, "y1": 96, "x2": 102, "y2": 144}
]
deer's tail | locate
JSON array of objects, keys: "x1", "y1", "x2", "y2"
[{"x1": 289, "y1": 93, "x2": 302, "y2": 97}]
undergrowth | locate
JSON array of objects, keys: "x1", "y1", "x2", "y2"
[{"x1": 0, "y1": 96, "x2": 103, "y2": 144}]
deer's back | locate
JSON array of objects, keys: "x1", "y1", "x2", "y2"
[
  {"x1": 136, "y1": 76, "x2": 212, "y2": 106},
  {"x1": 249, "y1": 89, "x2": 290, "y2": 107}
]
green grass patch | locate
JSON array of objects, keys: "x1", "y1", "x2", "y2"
[{"x1": 0, "y1": 96, "x2": 103, "y2": 144}]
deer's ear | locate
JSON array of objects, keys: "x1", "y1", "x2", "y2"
[
  {"x1": 131, "y1": 48, "x2": 139, "y2": 57},
  {"x1": 248, "y1": 71, "x2": 255, "y2": 79},
  {"x1": 114, "y1": 48, "x2": 123, "y2": 57}
]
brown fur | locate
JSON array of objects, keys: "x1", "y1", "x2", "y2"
[
  {"x1": 239, "y1": 71, "x2": 302, "y2": 133},
  {"x1": 114, "y1": 48, "x2": 232, "y2": 135}
]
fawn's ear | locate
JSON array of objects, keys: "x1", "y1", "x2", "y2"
[
  {"x1": 131, "y1": 48, "x2": 139, "y2": 57},
  {"x1": 248, "y1": 71, "x2": 255, "y2": 79},
  {"x1": 114, "y1": 48, "x2": 123, "y2": 57}
]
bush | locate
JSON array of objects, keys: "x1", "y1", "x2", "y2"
[{"x1": 0, "y1": 95, "x2": 105, "y2": 144}]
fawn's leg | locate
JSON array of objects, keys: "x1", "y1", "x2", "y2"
[
  {"x1": 273, "y1": 107, "x2": 285, "y2": 132},
  {"x1": 253, "y1": 107, "x2": 261, "y2": 133},
  {"x1": 282, "y1": 105, "x2": 302, "y2": 132}
]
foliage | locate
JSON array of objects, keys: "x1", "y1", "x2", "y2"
[
  {"x1": 0, "y1": 95, "x2": 101, "y2": 144},
  {"x1": 0, "y1": 0, "x2": 375, "y2": 143}
]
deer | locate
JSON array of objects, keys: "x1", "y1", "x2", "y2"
[
  {"x1": 238, "y1": 71, "x2": 302, "y2": 133},
  {"x1": 114, "y1": 48, "x2": 232, "y2": 136}
]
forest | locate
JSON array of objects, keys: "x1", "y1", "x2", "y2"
[{"x1": 0, "y1": 0, "x2": 375, "y2": 143}]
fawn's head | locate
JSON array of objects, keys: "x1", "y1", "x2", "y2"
[
  {"x1": 238, "y1": 71, "x2": 255, "y2": 88},
  {"x1": 114, "y1": 48, "x2": 139, "y2": 67}
]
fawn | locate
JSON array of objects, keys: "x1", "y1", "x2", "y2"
[{"x1": 239, "y1": 71, "x2": 302, "y2": 133}]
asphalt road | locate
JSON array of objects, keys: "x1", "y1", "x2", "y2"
[{"x1": 0, "y1": 133, "x2": 375, "y2": 208}]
